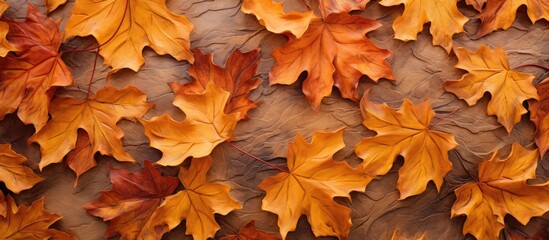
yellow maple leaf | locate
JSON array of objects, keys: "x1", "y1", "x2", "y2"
[
  {"x1": 259, "y1": 129, "x2": 372, "y2": 239},
  {"x1": 379, "y1": 0, "x2": 468, "y2": 53},
  {"x1": 476, "y1": 0, "x2": 549, "y2": 37},
  {"x1": 355, "y1": 90, "x2": 458, "y2": 199},
  {"x1": 0, "y1": 144, "x2": 43, "y2": 194},
  {"x1": 451, "y1": 143, "x2": 549, "y2": 240},
  {"x1": 443, "y1": 45, "x2": 538, "y2": 133},
  {"x1": 65, "y1": 0, "x2": 194, "y2": 72}
]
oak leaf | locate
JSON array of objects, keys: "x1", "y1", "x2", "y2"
[
  {"x1": 476, "y1": 0, "x2": 549, "y2": 37},
  {"x1": 355, "y1": 90, "x2": 458, "y2": 199},
  {"x1": 85, "y1": 160, "x2": 179, "y2": 240},
  {"x1": 0, "y1": 193, "x2": 75, "y2": 239},
  {"x1": 0, "y1": 4, "x2": 73, "y2": 130},
  {"x1": 0, "y1": 0, "x2": 15, "y2": 57},
  {"x1": 529, "y1": 77, "x2": 549, "y2": 156},
  {"x1": 443, "y1": 45, "x2": 538, "y2": 133},
  {"x1": 29, "y1": 85, "x2": 153, "y2": 171},
  {"x1": 147, "y1": 156, "x2": 241, "y2": 240},
  {"x1": 220, "y1": 221, "x2": 281, "y2": 240},
  {"x1": 379, "y1": 0, "x2": 468, "y2": 53},
  {"x1": 241, "y1": 0, "x2": 314, "y2": 38},
  {"x1": 0, "y1": 144, "x2": 43, "y2": 194},
  {"x1": 259, "y1": 129, "x2": 372, "y2": 239},
  {"x1": 451, "y1": 143, "x2": 549, "y2": 240},
  {"x1": 141, "y1": 82, "x2": 238, "y2": 166},
  {"x1": 170, "y1": 48, "x2": 261, "y2": 121},
  {"x1": 270, "y1": 13, "x2": 394, "y2": 109},
  {"x1": 317, "y1": 0, "x2": 370, "y2": 17},
  {"x1": 42, "y1": 0, "x2": 67, "y2": 13},
  {"x1": 65, "y1": 0, "x2": 194, "y2": 72}
]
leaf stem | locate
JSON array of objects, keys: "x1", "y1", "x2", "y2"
[
  {"x1": 513, "y1": 64, "x2": 549, "y2": 71},
  {"x1": 430, "y1": 107, "x2": 461, "y2": 128},
  {"x1": 225, "y1": 141, "x2": 289, "y2": 173},
  {"x1": 87, "y1": 48, "x2": 99, "y2": 98}
]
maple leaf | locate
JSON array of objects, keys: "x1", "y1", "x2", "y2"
[
  {"x1": 42, "y1": 0, "x2": 67, "y2": 13},
  {"x1": 451, "y1": 143, "x2": 549, "y2": 240},
  {"x1": 241, "y1": 0, "x2": 314, "y2": 38},
  {"x1": 65, "y1": 0, "x2": 194, "y2": 72},
  {"x1": 0, "y1": 144, "x2": 43, "y2": 194},
  {"x1": 270, "y1": 13, "x2": 394, "y2": 109},
  {"x1": 147, "y1": 156, "x2": 241, "y2": 240},
  {"x1": 0, "y1": 194, "x2": 75, "y2": 239},
  {"x1": 220, "y1": 221, "x2": 281, "y2": 240},
  {"x1": 443, "y1": 45, "x2": 538, "y2": 133},
  {"x1": 465, "y1": 0, "x2": 487, "y2": 11},
  {"x1": 85, "y1": 160, "x2": 179, "y2": 239},
  {"x1": 355, "y1": 90, "x2": 458, "y2": 199},
  {"x1": 476, "y1": 0, "x2": 549, "y2": 37},
  {"x1": 259, "y1": 129, "x2": 372, "y2": 239},
  {"x1": 141, "y1": 82, "x2": 238, "y2": 166},
  {"x1": 317, "y1": 0, "x2": 370, "y2": 18},
  {"x1": 0, "y1": 0, "x2": 15, "y2": 57},
  {"x1": 170, "y1": 48, "x2": 261, "y2": 121},
  {"x1": 0, "y1": 4, "x2": 73, "y2": 131},
  {"x1": 29, "y1": 85, "x2": 153, "y2": 171},
  {"x1": 529, "y1": 77, "x2": 549, "y2": 156},
  {"x1": 379, "y1": 0, "x2": 468, "y2": 53},
  {"x1": 66, "y1": 130, "x2": 95, "y2": 186}
]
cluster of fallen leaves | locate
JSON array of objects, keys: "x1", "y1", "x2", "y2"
[{"x1": 0, "y1": 0, "x2": 547, "y2": 240}]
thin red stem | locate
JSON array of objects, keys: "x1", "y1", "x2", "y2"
[
  {"x1": 513, "y1": 64, "x2": 549, "y2": 71},
  {"x1": 87, "y1": 48, "x2": 100, "y2": 98},
  {"x1": 225, "y1": 142, "x2": 289, "y2": 173},
  {"x1": 430, "y1": 107, "x2": 461, "y2": 128}
]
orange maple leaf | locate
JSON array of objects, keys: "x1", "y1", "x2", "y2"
[
  {"x1": 65, "y1": 130, "x2": 95, "y2": 186},
  {"x1": 147, "y1": 156, "x2": 241, "y2": 240},
  {"x1": 317, "y1": 0, "x2": 370, "y2": 18},
  {"x1": 170, "y1": 48, "x2": 261, "y2": 121},
  {"x1": 443, "y1": 45, "x2": 538, "y2": 133},
  {"x1": 0, "y1": 193, "x2": 75, "y2": 239},
  {"x1": 141, "y1": 82, "x2": 238, "y2": 166},
  {"x1": 29, "y1": 85, "x2": 153, "y2": 171},
  {"x1": 42, "y1": 0, "x2": 67, "y2": 13},
  {"x1": 476, "y1": 0, "x2": 549, "y2": 37},
  {"x1": 65, "y1": 0, "x2": 194, "y2": 72},
  {"x1": 355, "y1": 90, "x2": 458, "y2": 199},
  {"x1": 85, "y1": 161, "x2": 179, "y2": 239},
  {"x1": 465, "y1": 0, "x2": 487, "y2": 11},
  {"x1": 529, "y1": 77, "x2": 549, "y2": 157},
  {"x1": 241, "y1": 0, "x2": 314, "y2": 38},
  {"x1": 220, "y1": 221, "x2": 281, "y2": 240},
  {"x1": 451, "y1": 143, "x2": 549, "y2": 240},
  {"x1": 270, "y1": 13, "x2": 394, "y2": 109},
  {"x1": 0, "y1": 144, "x2": 43, "y2": 194},
  {"x1": 259, "y1": 129, "x2": 372, "y2": 239},
  {"x1": 0, "y1": 0, "x2": 15, "y2": 57},
  {"x1": 0, "y1": 4, "x2": 73, "y2": 130},
  {"x1": 379, "y1": 0, "x2": 468, "y2": 53}
]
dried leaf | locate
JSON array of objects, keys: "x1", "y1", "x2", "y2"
[
  {"x1": 476, "y1": 0, "x2": 549, "y2": 37},
  {"x1": 220, "y1": 221, "x2": 281, "y2": 240},
  {"x1": 529, "y1": 77, "x2": 549, "y2": 157},
  {"x1": 379, "y1": 0, "x2": 468, "y2": 52},
  {"x1": 355, "y1": 90, "x2": 458, "y2": 199},
  {"x1": 241, "y1": 0, "x2": 314, "y2": 38},
  {"x1": 29, "y1": 85, "x2": 153, "y2": 171},
  {"x1": 443, "y1": 45, "x2": 538, "y2": 133},
  {"x1": 65, "y1": 0, "x2": 194, "y2": 72},
  {"x1": 0, "y1": 144, "x2": 43, "y2": 194},
  {"x1": 317, "y1": 0, "x2": 370, "y2": 18},
  {"x1": 259, "y1": 129, "x2": 372, "y2": 239},
  {"x1": 465, "y1": 0, "x2": 487, "y2": 11},
  {"x1": 141, "y1": 82, "x2": 238, "y2": 166},
  {"x1": 85, "y1": 161, "x2": 179, "y2": 239},
  {"x1": 170, "y1": 48, "x2": 261, "y2": 121},
  {"x1": 0, "y1": 0, "x2": 15, "y2": 57},
  {"x1": 42, "y1": 0, "x2": 67, "y2": 13},
  {"x1": 66, "y1": 130, "x2": 95, "y2": 186},
  {"x1": 451, "y1": 143, "x2": 549, "y2": 240},
  {"x1": 270, "y1": 13, "x2": 393, "y2": 109},
  {"x1": 0, "y1": 4, "x2": 73, "y2": 130}
]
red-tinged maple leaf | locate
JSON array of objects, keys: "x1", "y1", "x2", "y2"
[
  {"x1": 529, "y1": 77, "x2": 549, "y2": 156},
  {"x1": 220, "y1": 221, "x2": 281, "y2": 240},
  {"x1": 270, "y1": 13, "x2": 394, "y2": 109},
  {"x1": 170, "y1": 48, "x2": 261, "y2": 121},
  {"x1": 85, "y1": 160, "x2": 179, "y2": 239},
  {"x1": 0, "y1": 143, "x2": 43, "y2": 194},
  {"x1": 65, "y1": 130, "x2": 95, "y2": 187},
  {"x1": 0, "y1": 4, "x2": 73, "y2": 131}
]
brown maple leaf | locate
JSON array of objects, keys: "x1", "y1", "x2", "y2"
[
  {"x1": 259, "y1": 129, "x2": 372, "y2": 239},
  {"x1": 241, "y1": 0, "x2": 314, "y2": 38},
  {"x1": 0, "y1": 0, "x2": 15, "y2": 57},
  {"x1": 317, "y1": 0, "x2": 370, "y2": 18},
  {"x1": 355, "y1": 89, "x2": 458, "y2": 199},
  {"x1": 270, "y1": 13, "x2": 393, "y2": 109},
  {"x1": 85, "y1": 160, "x2": 179, "y2": 239},
  {"x1": 141, "y1": 82, "x2": 239, "y2": 166},
  {"x1": 0, "y1": 193, "x2": 75, "y2": 239},
  {"x1": 29, "y1": 85, "x2": 153, "y2": 171},
  {"x1": 170, "y1": 48, "x2": 261, "y2": 121},
  {"x1": 451, "y1": 143, "x2": 549, "y2": 240},
  {"x1": 146, "y1": 156, "x2": 241, "y2": 239},
  {"x1": 529, "y1": 77, "x2": 549, "y2": 157},
  {"x1": 379, "y1": 0, "x2": 468, "y2": 53},
  {"x1": 42, "y1": 0, "x2": 67, "y2": 13},
  {"x1": 476, "y1": 0, "x2": 549, "y2": 37},
  {"x1": 443, "y1": 45, "x2": 538, "y2": 133},
  {"x1": 0, "y1": 144, "x2": 43, "y2": 194},
  {"x1": 220, "y1": 221, "x2": 281, "y2": 240},
  {"x1": 65, "y1": 0, "x2": 194, "y2": 72},
  {"x1": 0, "y1": 4, "x2": 73, "y2": 131}
]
